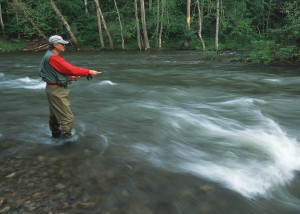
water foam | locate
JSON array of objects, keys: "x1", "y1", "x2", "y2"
[
  {"x1": 184, "y1": 113, "x2": 299, "y2": 198},
  {"x1": 15, "y1": 122, "x2": 86, "y2": 146},
  {"x1": 1, "y1": 77, "x2": 45, "y2": 89},
  {"x1": 177, "y1": 119, "x2": 300, "y2": 198},
  {"x1": 132, "y1": 97, "x2": 300, "y2": 198},
  {"x1": 97, "y1": 80, "x2": 116, "y2": 86}
]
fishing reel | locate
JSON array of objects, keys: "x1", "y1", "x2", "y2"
[{"x1": 87, "y1": 74, "x2": 92, "y2": 81}]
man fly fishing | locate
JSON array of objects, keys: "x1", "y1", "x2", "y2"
[{"x1": 38, "y1": 35, "x2": 101, "y2": 140}]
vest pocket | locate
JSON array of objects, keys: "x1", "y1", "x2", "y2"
[{"x1": 57, "y1": 75, "x2": 71, "y2": 86}]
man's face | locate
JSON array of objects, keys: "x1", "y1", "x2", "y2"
[{"x1": 54, "y1": 43, "x2": 66, "y2": 52}]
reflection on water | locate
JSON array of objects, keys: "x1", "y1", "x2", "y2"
[{"x1": 0, "y1": 51, "x2": 300, "y2": 213}]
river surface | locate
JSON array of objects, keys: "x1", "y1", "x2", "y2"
[{"x1": 0, "y1": 51, "x2": 300, "y2": 213}]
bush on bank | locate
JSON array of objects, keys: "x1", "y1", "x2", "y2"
[{"x1": 0, "y1": 39, "x2": 26, "y2": 52}]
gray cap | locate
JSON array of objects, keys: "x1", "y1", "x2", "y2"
[{"x1": 48, "y1": 35, "x2": 69, "y2": 44}]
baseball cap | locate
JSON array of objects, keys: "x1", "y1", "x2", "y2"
[{"x1": 48, "y1": 35, "x2": 69, "y2": 45}]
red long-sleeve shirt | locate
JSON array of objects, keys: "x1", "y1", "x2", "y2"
[{"x1": 49, "y1": 54, "x2": 90, "y2": 76}]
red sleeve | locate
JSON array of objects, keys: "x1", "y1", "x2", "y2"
[{"x1": 49, "y1": 54, "x2": 90, "y2": 76}]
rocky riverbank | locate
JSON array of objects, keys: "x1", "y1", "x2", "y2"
[
  {"x1": 0, "y1": 141, "x2": 97, "y2": 214},
  {"x1": 0, "y1": 140, "x2": 228, "y2": 214}
]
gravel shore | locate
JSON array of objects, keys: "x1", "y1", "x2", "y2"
[
  {"x1": 0, "y1": 140, "x2": 236, "y2": 214},
  {"x1": 0, "y1": 141, "x2": 99, "y2": 214}
]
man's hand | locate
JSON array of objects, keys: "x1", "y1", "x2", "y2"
[
  {"x1": 70, "y1": 76, "x2": 80, "y2": 81},
  {"x1": 89, "y1": 70, "x2": 102, "y2": 76}
]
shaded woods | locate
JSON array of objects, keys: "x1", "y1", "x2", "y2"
[{"x1": 0, "y1": 0, "x2": 299, "y2": 64}]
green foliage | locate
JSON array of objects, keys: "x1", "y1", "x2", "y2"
[
  {"x1": 251, "y1": 40, "x2": 275, "y2": 64},
  {"x1": 72, "y1": 13, "x2": 98, "y2": 47},
  {"x1": 201, "y1": 51, "x2": 218, "y2": 60},
  {"x1": 55, "y1": 0, "x2": 85, "y2": 17},
  {"x1": 275, "y1": 46, "x2": 298, "y2": 62},
  {"x1": 223, "y1": 18, "x2": 255, "y2": 50},
  {"x1": 0, "y1": 38, "x2": 26, "y2": 51},
  {"x1": 280, "y1": 1, "x2": 300, "y2": 44},
  {"x1": 251, "y1": 40, "x2": 299, "y2": 64}
]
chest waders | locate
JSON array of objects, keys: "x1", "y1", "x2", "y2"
[{"x1": 46, "y1": 85, "x2": 73, "y2": 138}]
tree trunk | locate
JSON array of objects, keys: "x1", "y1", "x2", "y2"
[
  {"x1": 134, "y1": 0, "x2": 142, "y2": 50},
  {"x1": 155, "y1": 0, "x2": 160, "y2": 47},
  {"x1": 187, "y1": 0, "x2": 191, "y2": 31},
  {"x1": 0, "y1": 2, "x2": 4, "y2": 37},
  {"x1": 114, "y1": 0, "x2": 124, "y2": 50},
  {"x1": 12, "y1": 0, "x2": 47, "y2": 39},
  {"x1": 158, "y1": 0, "x2": 165, "y2": 49},
  {"x1": 215, "y1": 0, "x2": 220, "y2": 51},
  {"x1": 49, "y1": 0, "x2": 79, "y2": 50},
  {"x1": 196, "y1": 0, "x2": 206, "y2": 50},
  {"x1": 94, "y1": 0, "x2": 105, "y2": 49},
  {"x1": 266, "y1": 0, "x2": 272, "y2": 30},
  {"x1": 84, "y1": 0, "x2": 88, "y2": 13},
  {"x1": 140, "y1": 0, "x2": 150, "y2": 50},
  {"x1": 15, "y1": 9, "x2": 20, "y2": 39},
  {"x1": 94, "y1": 0, "x2": 114, "y2": 50}
]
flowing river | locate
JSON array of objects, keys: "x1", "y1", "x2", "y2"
[{"x1": 0, "y1": 51, "x2": 300, "y2": 213}]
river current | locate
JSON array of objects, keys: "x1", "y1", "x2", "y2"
[{"x1": 0, "y1": 51, "x2": 300, "y2": 213}]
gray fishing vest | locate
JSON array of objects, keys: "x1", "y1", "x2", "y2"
[{"x1": 38, "y1": 50, "x2": 71, "y2": 86}]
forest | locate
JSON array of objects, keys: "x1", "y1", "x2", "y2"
[{"x1": 0, "y1": 0, "x2": 299, "y2": 64}]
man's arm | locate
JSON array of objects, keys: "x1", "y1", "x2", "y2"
[{"x1": 49, "y1": 55, "x2": 90, "y2": 76}]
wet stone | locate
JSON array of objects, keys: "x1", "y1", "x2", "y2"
[
  {"x1": 55, "y1": 183, "x2": 66, "y2": 189},
  {"x1": 37, "y1": 155, "x2": 46, "y2": 162},
  {"x1": 32, "y1": 192, "x2": 42, "y2": 199},
  {"x1": 106, "y1": 170, "x2": 115, "y2": 179},
  {"x1": 0, "y1": 197, "x2": 6, "y2": 207},
  {"x1": 76, "y1": 201, "x2": 97, "y2": 208},
  {"x1": 0, "y1": 206, "x2": 11, "y2": 213},
  {"x1": 6, "y1": 173, "x2": 16, "y2": 178},
  {"x1": 180, "y1": 187, "x2": 194, "y2": 197},
  {"x1": 199, "y1": 184, "x2": 214, "y2": 193},
  {"x1": 24, "y1": 201, "x2": 37, "y2": 211},
  {"x1": 121, "y1": 190, "x2": 130, "y2": 198}
]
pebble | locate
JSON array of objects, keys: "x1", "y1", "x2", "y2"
[
  {"x1": 6, "y1": 173, "x2": 16, "y2": 178},
  {"x1": 55, "y1": 183, "x2": 66, "y2": 189},
  {"x1": 199, "y1": 184, "x2": 214, "y2": 192},
  {"x1": 32, "y1": 192, "x2": 42, "y2": 199},
  {"x1": 0, "y1": 206, "x2": 10, "y2": 213},
  {"x1": 0, "y1": 197, "x2": 6, "y2": 207},
  {"x1": 37, "y1": 155, "x2": 46, "y2": 162},
  {"x1": 24, "y1": 201, "x2": 36, "y2": 211},
  {"x1": 122, "y1": 190, "x2": 129, "y2": 198},
  {"x1": 77, "y1": 201, "x2": 96, "y2": 208}
]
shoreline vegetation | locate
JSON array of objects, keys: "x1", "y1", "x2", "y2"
[{"x1": 0, "y1": 38, "x2": 299, "y2": 67}]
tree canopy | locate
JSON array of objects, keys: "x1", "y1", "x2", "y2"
[{"x1": 0, "y1": 0, "x2": 299, "y2": 64}]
